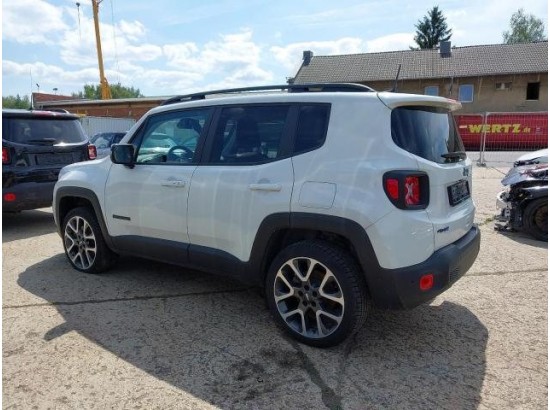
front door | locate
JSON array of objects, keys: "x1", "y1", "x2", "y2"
[{"x1": 104, "y1": 108, "x2": 212, "y2": 248}]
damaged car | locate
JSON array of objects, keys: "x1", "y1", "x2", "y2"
[{"x1": 495, "y1": 152, "x2": 548, "y2": 241}]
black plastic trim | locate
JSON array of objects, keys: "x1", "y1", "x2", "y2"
[
  {"x1": 161, "y1": 83, "x2": 374, "y2": 106},
  {"x1": 112, "y1": 236, "x2": 188, "y2": 265},
  {"x1": 54, "y1": 186, "x2": 115, "y2": 250}
]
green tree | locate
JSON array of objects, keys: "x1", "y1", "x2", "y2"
[
  {"x1": 72, "y1": 83, "x2": 143, "y2": 99},
  {"x1": 2, "y1": 94, "x2": 31, "y2": 109},
  {"x1": 412, "y1": 6, "x2": 452, "y2": 49},
  {"x1": 503, "y1": 9, "x2": 547, "y2": 44}
]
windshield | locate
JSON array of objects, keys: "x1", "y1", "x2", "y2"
[
  {"x1": 391, "y1": 106, "x2": 465, "y2": 164},
  {"x1": 5, "y1": 117, "x2": 87, "y2": 145}
]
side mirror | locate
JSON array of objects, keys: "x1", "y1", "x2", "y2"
[{"x1": 111, "y1": 144, "x2": 135, "y2": 168}]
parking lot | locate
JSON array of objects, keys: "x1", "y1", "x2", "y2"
[{"x1": 2, "y1": 165, "x2": 547, "y2": 409}]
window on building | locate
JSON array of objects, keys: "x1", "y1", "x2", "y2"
[
  {"x1": 424, "y1": 86, "x2": 439, "y2": 96},
  {"x1": 458, "y1": 84, "x2": 474, "y2": 103},
  {"x1": 495, "y1": 82, "x2": 512, "y2": 91},
  {"x1": 526, "y1": 82, "x2": 540, "y2": 100}
]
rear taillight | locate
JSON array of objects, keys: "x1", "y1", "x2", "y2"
[
  {"x1": 383, "y1": 171, "x2": 429, "y2": 209},
  {"x1": 88, "y1": 144, "x2": 97, "y2": 160},
  {"x1": 2, "y1": 147, "x2": 10, "y2": 164}
]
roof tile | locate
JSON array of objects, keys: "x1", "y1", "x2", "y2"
[{"x1": 294, "y1": 41, "x2": 548, "y2": 83}]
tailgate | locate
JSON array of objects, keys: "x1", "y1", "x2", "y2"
[{"x1": 419, "y1": 158, "x2": 475, "y2": 250}]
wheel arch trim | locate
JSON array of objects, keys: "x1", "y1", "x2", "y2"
[{"x1": 55, "y1": 187, "x2": 115, "y2": 250}]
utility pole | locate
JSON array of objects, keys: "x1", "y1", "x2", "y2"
[{"x1": 92, "y1": 0, "x2": 112, "y2": 99}]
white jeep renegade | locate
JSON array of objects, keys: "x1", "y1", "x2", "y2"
[{"x1": 53, "y1": 83, "x2": 480, "y2": 347}]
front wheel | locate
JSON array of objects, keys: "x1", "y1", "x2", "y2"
[
  {"x1": 523, "y1": 198, "x2": 548, "y2": 241},
  {"x1": 62, "y1": 207, "x2": 117, "y2": 273},
  {"x1": 265, "y1": 241, "x2": 369, "y2": 347}
]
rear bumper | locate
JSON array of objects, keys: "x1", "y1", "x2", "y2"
[
  {"x1": 2, "y1": 181, "x2": 56, "y2": 212},
  {"x1": 370, "y1": 225, "x2": 481, "y2": 309}
]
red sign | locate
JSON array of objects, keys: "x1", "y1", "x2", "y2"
[{"x1": 455, "y1": 113, "x2": 548, "y2": 150}]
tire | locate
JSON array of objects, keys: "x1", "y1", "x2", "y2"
[
  {"x1": 265, "y1": 240, "x2": 369, "y2": 347},
  {"x1": 523, "y1": 198, "x2": 548, "y2": 242},
  {"x1": 62, "y1": 207, "x2": 117, "y2": 273}
]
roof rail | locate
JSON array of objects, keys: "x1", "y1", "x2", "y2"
[
  {"x1": 42, "y1": 108, "x2": 70, "y2": 114},
  {"x1": 160, "y1": 83, "x2": 375, "y2": 106}
]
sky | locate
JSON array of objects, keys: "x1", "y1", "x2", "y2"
[{"x1": 2, "y1": 0, "x2": 548, "y2": 98}]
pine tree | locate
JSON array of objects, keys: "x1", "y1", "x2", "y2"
[{"x1": 413, "y1": 6, "x2": 452, "y2": 49}]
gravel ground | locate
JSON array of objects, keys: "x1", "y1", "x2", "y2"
[{"x1": 2, "y1": 165, "x2": 547, "y2": 409}]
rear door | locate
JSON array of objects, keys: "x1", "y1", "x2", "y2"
[
  {"x1": 187, "y1": 104, "x2": 295, "y2": 262},
  {"x1": 389, "y1": 103, "x2": 475, "y2": 250}
]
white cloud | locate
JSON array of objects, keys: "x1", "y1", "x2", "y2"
[
  {"x1": 2, "y1": 60, "x2": 101, "y2": 93},
  {"x1": 59, "y1": 12, "x2": 163, "y2": 67},
  {"x1": 270, "y1": 38, "x2": 364, "y2": 71},
  {"x1": 118, "y1": 20, "x2": 146, "y2": 42},
  {"x1": 366, "y1": 33, "x2": 415, "y2": 52},
  {"x1": 3, "y1": 0, "x2": 68, "y2": 44},
  {"x1": 161, "y1": 29, "x2": 273, "y2": 91}
]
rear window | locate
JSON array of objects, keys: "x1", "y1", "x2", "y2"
[
  {"x1": 4, "y1": 117, "x2": 87, "y2": 145},
  {"x1": 391, "y1": 106, "x2": 465, "y2": 164}
]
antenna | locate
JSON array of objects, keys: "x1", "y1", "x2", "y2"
[
  {"x1": 76, "y1": 2, "x2": 81, "y2": 40},
  {"x1": 391, "y1": 64, "x2": 402, "y2": 92},
  {"x1": 30, "y1": 68, "x2": 34, "y2": 109}
]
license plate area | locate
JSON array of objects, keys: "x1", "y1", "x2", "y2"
[
  {"x1": 447, "y1": 180, "x2": 470, "y2": 206},
  {"x1": 35, "y1": 153, "x2": 74, "y2": 165}
]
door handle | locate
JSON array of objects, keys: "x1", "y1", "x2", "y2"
[
  {"x1": 161, "y1": 179, "x2": 186, "y2": 187},
  {"x1": 248, "y1": 183, "x2": 282, "y2": 192}
]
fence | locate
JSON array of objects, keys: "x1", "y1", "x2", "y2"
[
  {"x1": 79, "y1": 116, "x2": 136, "y2": 137},
  {"x1": 455, "y1": 112, "x2": 548, "y2": 166}
]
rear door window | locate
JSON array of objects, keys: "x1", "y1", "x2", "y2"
[
  {"x1": 391, "y1": 106, "x2": 465, "y2": 164},
  {"x1": 5, "y1": 117, "x2": 87, "y2": 145},
  {"x1": 207, "y1": 105, "x2": 290, "y2": 164}
]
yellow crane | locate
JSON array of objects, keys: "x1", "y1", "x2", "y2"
[{"x1": 91, "y1": 0, "x2": 112, "y2": 99}]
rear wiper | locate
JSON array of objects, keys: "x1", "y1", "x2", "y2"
[
  {"x1": 441, "y1": 151, "x2": 466, "y2": 162},
  {"x1": 27, "y1": 138, "x2": 57, "y2": 145}
]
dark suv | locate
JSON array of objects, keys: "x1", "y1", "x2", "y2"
[{"x1": 2, "y1": 109, "x2": 95, "y2": 212}]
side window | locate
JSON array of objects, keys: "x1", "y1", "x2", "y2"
[
  {"x1": 294, "y1": 105, "x2": 330, "y2": 154},
  {"x1": 208, "y1": 105, "x2": 290, "y2": 164},
  {"x1": 135, "y1": 108, "x2": 211, "y2": 164}
]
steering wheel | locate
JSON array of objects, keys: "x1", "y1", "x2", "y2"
[{"x1": 167, "y1": 145, "x2": 194, "y2": 162}]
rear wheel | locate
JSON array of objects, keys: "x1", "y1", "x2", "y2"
[
  {"x1": 523, "y1": 198, "x2": 548, "y2": 241},
  {"x1": 265, "y1": 241, "x2": 369, "y2": 347},
  {"x1": 62, "y1": 207, "x2": 117, "y2": 273}
]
